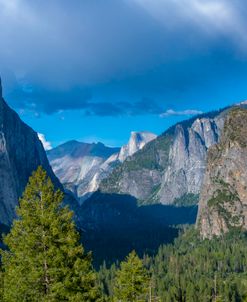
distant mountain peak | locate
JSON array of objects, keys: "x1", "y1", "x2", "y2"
[
  {"x1": 47, "y1": 131, "x2": 156, "y2": 203},
  {"x1": 118, "y1": 131, "x2": 157, "y2": 162}
]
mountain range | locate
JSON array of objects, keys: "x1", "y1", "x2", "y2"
[
  {"x1": 99, "y1": 110, "x2": 225, "y2": 205},
  {"x1": 47, "y1": 131, "x2": 157, "y2": 203},
  {"x1": 48, "y1": 110, "x2": 225, "y2": 208},
  {"x1": 1, "y1": 76, "x2": 247, "y2": 262}
]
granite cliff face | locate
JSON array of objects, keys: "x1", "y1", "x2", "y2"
[
  {"x1": 47, "y1": 132, "x2": 156, "y2": 203},
  {"x1": 157, "y1": 116, "x2": 224, "y2": 204},
  {"x1": 100, "y1": 111, "x2": 224, "y2": 204},
  {"x1": 197, "y1": 108, "x2": 247, "y2": 238},
  {"x1": 0, "y1": 79, "x2": 61, "y2": 225}
]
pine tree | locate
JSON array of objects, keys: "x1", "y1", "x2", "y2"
[
  {"x1": 0, "y1": 267, "x2": 3, "y2": 301},
  {"x1": 113, "y1": 250, "x2": 149, "y2": 302},
  {"x1": 1, "y1": 166, "x2": 101, "y2": 302}
]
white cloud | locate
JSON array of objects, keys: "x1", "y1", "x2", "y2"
[
  {"x1": 160, "y1": 109, "x2": 203, "y2": 118},
  {"x1": 38, "y1": 133, "x2": 52, "y2": 150}
]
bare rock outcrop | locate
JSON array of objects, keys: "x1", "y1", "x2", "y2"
[{"x1": 197, "y1": 108, "x2": 247, "y2": 238}]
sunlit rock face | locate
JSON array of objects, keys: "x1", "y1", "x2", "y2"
[
  {"x1": 157, "y1": 116, "x2": 224, "y2": 204},
  {"x1": 118, "y1": 131, "x2": 157, "y2": 162},
  {"x1": 47, "y1": 131, "x2": 157, "y2": 203},
  {"x1": 197, "y1": 108, "x2": 247, "y2": 238},
  {"x1": 99, "y1": 112, "x2": 224, "y2": 205}
]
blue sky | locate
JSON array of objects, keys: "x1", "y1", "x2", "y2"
[{"x1": 1, "y1": 0, "x2": 247, "y2": 148}]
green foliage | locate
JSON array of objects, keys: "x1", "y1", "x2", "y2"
[
  {"x1": 0, "y1": 268, "x2": 3, "y2": 301},
  {"x1": 98, "y1": 261, "x2": 118, "y2": 298},
  {"x1": 150, "y1": 229, "x2": 247, "y2": 301},
  {"x1": 100, "y1": 134, "x2": 173, "y2": 194},
  {"x1": 173, "y1": 193, "x2": 199, "y2": 207},
  {"x1": 224, "y1": 107, "x2": 247, "y2": 148},
  {"x1": 122, "y1": 134, "x2": 172, "y2": 172},
  {"x1": 113, "y1": 251, "x2": 150, "y2": 302},
  {"x1": 208, "y1": 179, "x2": 243, "y2": 228},
  {"x1": 1, "y1": 167, "x2": 101, "y2": 302},
  {"x1": 208, "y1": 181, "x2": 239, "y2": 209},
  {"x1": 99, "y1": 229, "x2": 247, "y2": 302},
  {"x1": 138, "y1": 184, "x2": 161, "y2": 205}
]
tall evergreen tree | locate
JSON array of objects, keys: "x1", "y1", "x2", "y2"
[
  {"x1": 113, "y1": 250, "x2": 149, "y2": 302},
  {"x1": 1, "y1": 166, "x2": 101, "y2": 302},
  {"x1": 99, "y1": 229, "x2": 247, "y2": 301}
]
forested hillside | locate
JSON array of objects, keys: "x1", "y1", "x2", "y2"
[{"x1": 99, "y1": 229, "x2": 247, "y2": 301}]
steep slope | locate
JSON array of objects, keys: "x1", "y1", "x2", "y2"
[
  {"x1": 47, "y1": 141, "x2": 120, "y2": 202},
  {"x1": 197, "y1": 107, "x2": 247, "y2": 238},
  {"x1": 80, "y1": 193, "x2": 197, "y2": 265},
  {"x1": 0, "y1": 79, "x2": 61, "y2": 225},
  {"x1": 118, "y1": 131, "x2": 157, "y2": 161},
  {"x1": 100, "y1": 110, "x2": 225, "y2": 204},
  {"x1": 47, "y1": 132, "x2": 156, "y2": 203},
  {"x1": 157, "y1": 116, "x2": 224, "y2": 204}
]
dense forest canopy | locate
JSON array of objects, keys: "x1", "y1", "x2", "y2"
[
  {"x1": 0, "y1": 168, "x2": 246, "y2": 301},
  {"x1": 99, "y1": 229, "x2": 247, "y2": 302}
]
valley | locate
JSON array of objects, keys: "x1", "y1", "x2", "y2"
[{"x1": 0, "y1": 79, "x2": 247, "y2": 300}]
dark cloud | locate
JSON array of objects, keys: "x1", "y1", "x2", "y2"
[
  {"x1": 4, "y1": 78, "x2": 163, "y2": 116},
  {"x1": 85, "y1": 98, "x2": 162, "y2": 117},
  {"x1": 1, "y1": 0, "x2": 247, "y2": 116},
  {"x1": 3, "y1": 81, "x2": 92, "y2": 114}
]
